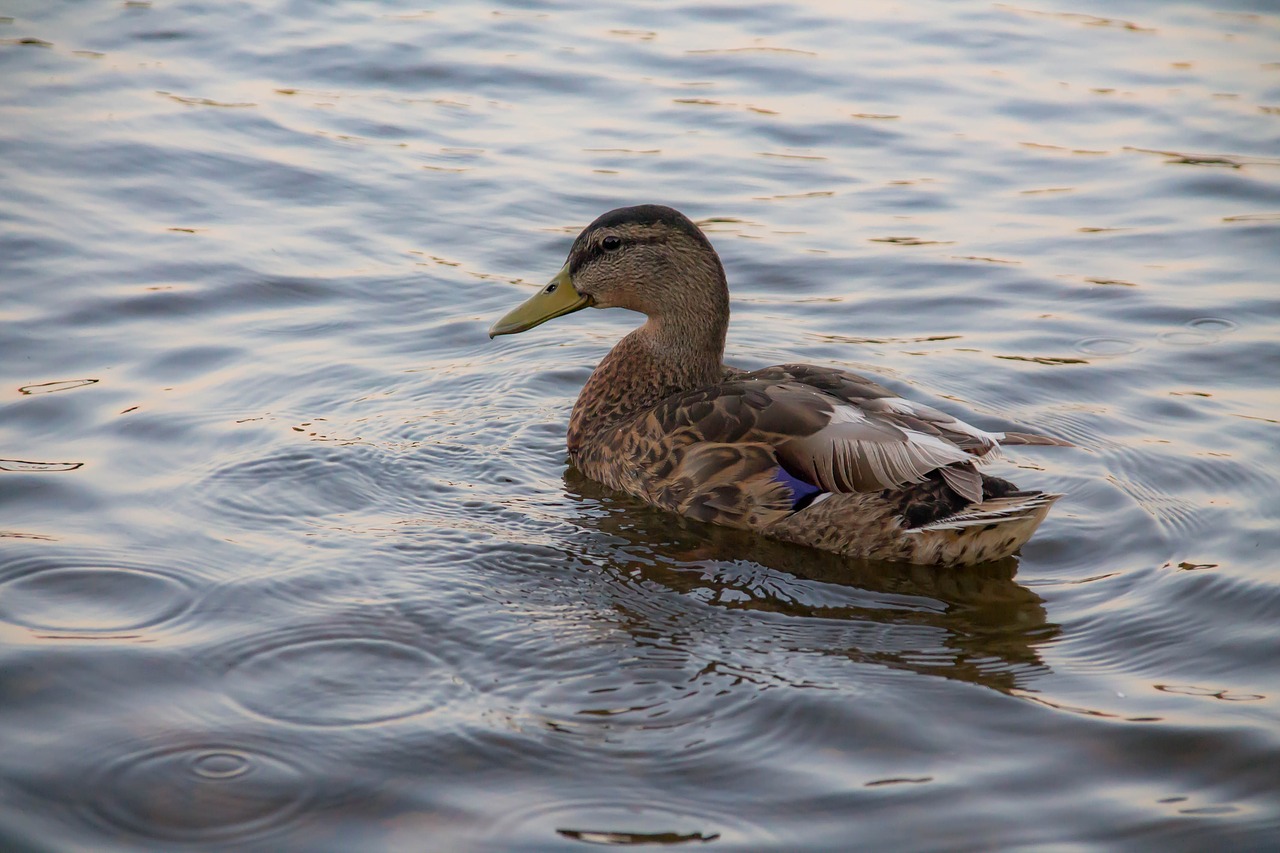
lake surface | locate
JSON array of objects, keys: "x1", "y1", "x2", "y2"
[{"x1": 3, "y1": 0, "x2": 1279, "y2": 849}]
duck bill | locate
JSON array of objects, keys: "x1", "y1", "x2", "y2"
[{"x1": 488, "y1": 264, "x2": 591, "y2": 338}]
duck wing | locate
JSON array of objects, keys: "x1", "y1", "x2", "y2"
[
  {"x1": 741, "y1": 364, "x2": 1071, "y2": 455},
  {"x1": 638, "y1": 377, "x2": 980, "y2": 501}
]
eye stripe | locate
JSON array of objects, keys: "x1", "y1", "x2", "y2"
[{"x1": 568, "y1": 233, "x2": 663, "y2": 275}]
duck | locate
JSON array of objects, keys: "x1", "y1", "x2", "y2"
[{"x1": 489, "y1": 204, "x2": 1070, "y2": 566}]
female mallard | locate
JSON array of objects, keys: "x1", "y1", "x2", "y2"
[{"x1": 489, "y1": 205, "x2": 1070, "y2": 566}]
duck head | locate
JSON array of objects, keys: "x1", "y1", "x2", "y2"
[{"x1": 488, "y1": 204, "x2": 728, "y2": 338}]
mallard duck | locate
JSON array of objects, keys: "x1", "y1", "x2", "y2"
[{"x1": 489, "y1": 205, "x2": 1070, "y2": 566}]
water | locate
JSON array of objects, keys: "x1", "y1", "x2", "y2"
[{"x1": 2, "y1": 0, "x2": 1279, "y2": 849}]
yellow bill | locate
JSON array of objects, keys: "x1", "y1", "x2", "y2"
[{"x1": 488, "y1": 264, "x2": 592, "y2": 338}]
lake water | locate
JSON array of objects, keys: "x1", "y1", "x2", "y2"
[{"x1": 3, "y1": 0, "x2": 1279, "y2": 850}]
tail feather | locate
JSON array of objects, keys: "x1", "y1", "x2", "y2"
[
  {"x1": 900, "y1": 491, "x2": 1061, "y2": 564},
  {"x1": 908, "y1": 492, "x2": 1061, "y2": 532}
]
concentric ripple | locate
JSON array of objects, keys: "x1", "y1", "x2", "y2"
[
  {"x1": 220, "y1": 628, "x2": 466, "y2": 726},
  {"x1": 0, "y1": 559, "x2": 195, "y2": 636},
  {"x1": 1156, "y1": 318, "x2": 1240, "y2": 346},
  {"x1": 1074, "y1": 336, "x2": 1142, "y2": 356},
  {"x1": 81, "y1": 741, "x2": 313, "y2": 844},
  {"x1": 1185, "y1": 317, "x2": 1238, "y2": 335},
  {"x1": 200, "y1": 448, "x2": 384, "y2": 529},
  {"x1": 1156, "y1": 329, "x2": 1218, "y2": 346}
]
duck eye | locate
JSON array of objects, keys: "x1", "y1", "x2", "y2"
[{"x1": 602, "y1": 235, "x2": 622, "y2": 251}]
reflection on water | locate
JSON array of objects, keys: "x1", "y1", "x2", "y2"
[
  {"x1": 3, "y1": 0, "x2": 1280, "y2": 849},
  {"x1": 565, "y1": 468, "x2": 1057, "y2": 698}
]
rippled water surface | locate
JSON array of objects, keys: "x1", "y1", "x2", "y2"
[{"x1": 3, "y1": 0, "x2": 1279, "y2": 849}]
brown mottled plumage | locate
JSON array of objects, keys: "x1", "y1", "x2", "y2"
[{"x1": 489, "y1": 204, "x2": 1071, "y2": 566}]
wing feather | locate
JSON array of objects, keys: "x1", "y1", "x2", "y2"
[
  {"x1": 749, "y1": 383, "x2": 971, "y2": 494},
  {"x1": 938, "y1": 464, "x2": 984, "y2": 504},
  {"x1": 637, "y1": 368, "x2": 1064, "y2": 506},
  {"x1": 745, "y1": 364, "x2": 1072, "y2": 454}
]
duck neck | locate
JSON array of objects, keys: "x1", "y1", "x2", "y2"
[{"x1": 567, "y1": 306, "x2": 727, "y2": 456}]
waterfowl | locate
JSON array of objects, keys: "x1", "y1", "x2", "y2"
[{"x1": 489, "y1": 205, "x2": 1070, "y2": 566}]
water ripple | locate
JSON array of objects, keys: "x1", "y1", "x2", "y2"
[
  {"x1": 16, "y1": 378, "x2": 98, "y2": 394},
  {"x1": 490, "y1": 798, "x2": 769, "y2": 850},
  {"x1": 0, "y1": 458, "x2": 83, "y2": 472},
  {"x1": 4, "y1": 0, "x2": 1280, "y2": 848},
  {"x1": 77, "y1": 737, "x2": 315, "y2": 845},
  {"x1": 215, "y1": 619, "x2": 469, "y2": 727},
  {"x1": 0, "y1": 553, "x2": 195, "y2": 639},
  {"x1": 1074, "y1": 336, "x2": 1143, "y2": 356},
  {"x1": 201, "y1": 447, "x2": 384, "y2": 528}
]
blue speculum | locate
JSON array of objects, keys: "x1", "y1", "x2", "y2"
[{"x1": 771, "y1": 465, "x2": 823, "y2": 510}]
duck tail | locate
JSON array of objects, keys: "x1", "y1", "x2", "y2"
[{"x1": 904, "y1": 492, "x2": 1061, "y2": 564}]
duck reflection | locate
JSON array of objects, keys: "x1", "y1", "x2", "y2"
[{"x1": 563, "y1": 467, "x2": 1059, "y2": 696}]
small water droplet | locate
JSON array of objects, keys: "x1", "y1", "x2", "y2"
[
  {"x1": 190, "y1": 751, "x2": 251, "y2": 779},
  {"x1": 1186, "y1": 317, "x2": 1237, "y2": 333},
  {"x1": 1157, "y1": 330, "x2": 1216, "y2": 346},
  {"x1": 1074, "y1": 336, "x2": 1141, "y2": 356}
]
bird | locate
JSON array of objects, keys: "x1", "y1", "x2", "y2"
[{"x1": 489, "y1": 204, "x2": 1070, "y2": 566}]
